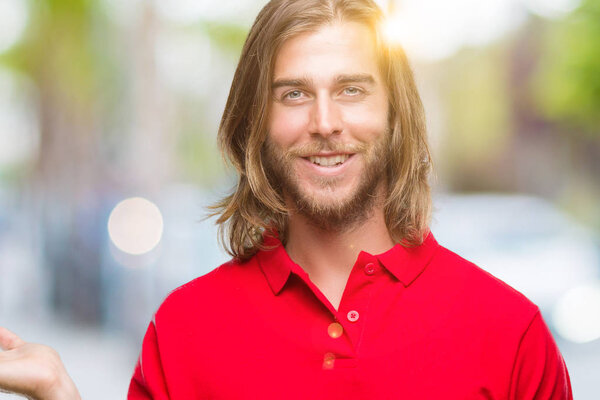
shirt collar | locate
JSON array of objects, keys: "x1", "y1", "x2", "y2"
[
  {"x1": 256, "y1": 231, "x2": 439, "y2": 295},
  {"x1": 375, "y1": 231, "x2": 439, "y2": 286},
  {"x1": 256, "y1": 233, "x2": 300, "y2": 295}
]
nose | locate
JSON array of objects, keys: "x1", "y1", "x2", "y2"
[{"x1": 308, "y1": 95, "x2": 343, "y2": 138}]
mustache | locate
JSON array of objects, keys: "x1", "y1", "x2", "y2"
[{"x1": 287, "y1": 141, "x2": 367, "y2": 158}]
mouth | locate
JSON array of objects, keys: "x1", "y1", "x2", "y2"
[{"x1": 305, "y1": 154, "x2": 352, "y2": 167}]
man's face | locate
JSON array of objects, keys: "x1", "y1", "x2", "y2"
[{"x1": 265, "y1": 21, "x2": 390, "y2": 230}]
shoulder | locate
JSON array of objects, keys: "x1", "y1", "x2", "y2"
[
  {"x1": 426, "y1": 242, "x2": 540, "y2": 326},
  {"x1": 165, "y1": 259, "x2": 241, "y2": 298},
  {"x1": 153, "y1": 256, "x2": 261, "y2": 324}
]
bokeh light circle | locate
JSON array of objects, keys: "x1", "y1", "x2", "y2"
[
  {"x1": 552, "y1": 282, "x2": 600, "y2": 344},
  {"x1": 108, "y1": 197, "x2": 164, "y2": 255}
]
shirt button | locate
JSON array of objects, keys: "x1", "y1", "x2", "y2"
[
  {"x1": 364, "y1": 262, "x2": 376, "y2": 275},
  {"x1": 327, "y1": 322, "x2": 343, "y2": 338},
  {"x1": 323, "y1": 352, "x2": 335, "y2": 369},
  {"x1": 347, "y1": 310, "x2": 359, "y2": 322}
]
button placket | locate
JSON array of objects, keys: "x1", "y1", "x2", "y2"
[{"x1": 325, "y1": 255, "x2": 377, "y2": 357}]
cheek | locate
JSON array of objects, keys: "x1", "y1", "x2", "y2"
[
  {"x1": 342, "y1": 109, "x2": 388, "y2": 142},
  {"x1": 341, "y1": 93, "x2": 389, "y2": 139},
  {"x1": 268, "y1": 106, "x2": 309, "y2": 148}
]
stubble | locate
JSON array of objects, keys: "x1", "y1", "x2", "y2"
[{"x1": 263, "y1": 131, "x2": 390, "y2": 233}]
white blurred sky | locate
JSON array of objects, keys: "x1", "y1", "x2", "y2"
[
  {"x1": 0, "y1": 0, "x2": 583, "y2": 61},
  {"x1": 377, "y1": 0, "x2": 580, "y2": 60}
]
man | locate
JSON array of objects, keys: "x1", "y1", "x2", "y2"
[{"x1": 0, "y1": 0, "x2": 572, "y2": 399}]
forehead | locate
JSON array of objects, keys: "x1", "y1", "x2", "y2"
[{"x1": 272, "y1": 21, "x2": 381, "y2": 83}]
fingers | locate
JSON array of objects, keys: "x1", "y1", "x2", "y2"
[{"x1": 0, "y1": 327, "x2": 25, "y2": 351}]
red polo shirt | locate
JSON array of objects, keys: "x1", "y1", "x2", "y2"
[{"x1": 128, "y1": 232, "x2": 572, "y2": 399}]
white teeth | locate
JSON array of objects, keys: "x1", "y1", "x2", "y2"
[{"x1": 308, "y1": 154, "x2": 350, "y2": 167}]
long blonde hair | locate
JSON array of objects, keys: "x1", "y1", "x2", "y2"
[{"x1": 210, "y1": 0, "x2": 432, "y2": 260}]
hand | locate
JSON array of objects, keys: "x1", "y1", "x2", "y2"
[{"x1": 0, "y1": 327, "x2": 81, "y2": 400}]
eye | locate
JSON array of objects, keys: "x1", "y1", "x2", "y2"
[
  {"x1": 343, "y1": 86, "x2": 362, "y2": 96},
  {"x1": 285, "y1": 90, "x2": 303, "y2": 99}
]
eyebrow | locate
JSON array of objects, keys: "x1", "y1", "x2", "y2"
[
  {"x1": 335, "y1": 73, "x2": 376, "y2": 85},
  {"x1": 271, "y1": 77, "x2": 314, "y2": 90},
  {"x1": 271, "y1": 73, "x2": 376, "y2": 90}
]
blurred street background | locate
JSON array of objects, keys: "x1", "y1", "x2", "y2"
[{"x1": 0, "y1": 0, "x2": 599, "y2": 398}]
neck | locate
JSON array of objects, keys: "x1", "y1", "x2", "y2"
[{"x1": 284, "y1": 190, "x2": 394, "y2": 280}]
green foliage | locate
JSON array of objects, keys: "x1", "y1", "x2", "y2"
[
  {"x1": 178, "y1": 122, "x2": 226, "y2": 186},
  {"x1": 439, "y1": 45, "x2": 512, "y2": 165},
  {"x1": 195, "y1": 21, "x2": 248, "y2": 56},
  {"x1": 0, "y1": 0, "x2": 108, "y2": 108},
  {"x1": 532, "y1": 0, "x2": 600, "y2": 136}
]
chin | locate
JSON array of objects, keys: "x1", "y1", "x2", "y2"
[
  {"x1": 304, "y1": 184, "x2": 355, "y2": 205},
  {"x1": 299, "y1": 190, "x2": 358, "y2": 215}
]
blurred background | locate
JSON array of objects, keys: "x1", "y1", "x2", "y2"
[{"x1": 0, "y1": 0, "x2": 598, "y2": 398}]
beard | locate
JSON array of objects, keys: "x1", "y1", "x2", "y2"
[{"x1": 263, "y1": 131, "x2": 390, "y2": 232}]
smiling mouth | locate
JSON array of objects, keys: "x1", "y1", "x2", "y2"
[{"x1": 306, "y1": 154, "x2": 351, "y2": 167}]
